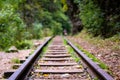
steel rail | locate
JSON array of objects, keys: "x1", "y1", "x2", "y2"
[
  {"x1": 8, "y1": 37, "x2": 52, "y2": 80},
  {"x1": 65, "y1": 38, "x2": 114, "y2": 80}
]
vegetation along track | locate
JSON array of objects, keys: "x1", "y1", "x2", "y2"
[{"x1": 7, "y1": 36, "x2": 113, "y2": 80}]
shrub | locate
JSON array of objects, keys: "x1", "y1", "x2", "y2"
[
  {"x1": 16, "y1": 40, "x2": 32, "y2": 50},
  {"x1": 79, "y1": 0, "x2": 104, "y2": 36},
  {"x1": 75, "y1": 43, "x2": 109, "y2": 70},
  {"x1": 51, "y1": 21, "x2": 62, "y2": 35},
  {"x1": 11, "y1": 58, "x2": 20, "y2": 63},
  {"x1": 32, "y1": 22, "x2": 43, "y2": 39},
  {"x1": 0, "y1": 4, "x2": 26, "y2": 50}
]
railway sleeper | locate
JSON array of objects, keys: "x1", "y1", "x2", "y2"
[
  {"x1": 3, "y1": 70, "x2": 15, "y2": 78},
  {"x1": 6, "y1": 36, "x2": 114, "y2": 80}
]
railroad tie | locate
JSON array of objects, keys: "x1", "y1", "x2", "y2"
[
  {"x1": 30, "y1": 36, "x2": 88, "y2": 79},
  {"x1": 6, "y1": 36, "x2": 114, "y2": 80}
]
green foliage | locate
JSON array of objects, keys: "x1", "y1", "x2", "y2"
[
  {"x1": 16, "y1": 40, "x2": 32, "y2": 50},
  {"x1": 75, "y1": 44, "x2": 109, "y2": 70},
  {"x1": 42, "y1": 46, "x2": 47, "y2": 53},
  {"x1": 93, "y1": 77, "x2": 99, "y2": 80},
  {"x1": 51, "y1": 21, "x2": 62, "y2": 35},
  {"x1": 0, "y1": 3, "x2": 26, "y2": 50},
  {"x1": 93, "y1": 0, "x2": 120, "y2": 37},
  {"x1": 64, "y1": 39, "x2": 81, "y2": 63},
  {"x1": 29, "y1": 50, "x2": 34, "y2": 55},
  {"x1": 74, "y1": 0, "x2": 120, "y2": 37},
  {"x1": 32, "y1": 23, "x2": 43, "y2": 39},
  {"x1": 99, "y1": 62, "x2": 108, "y2": 69},
  {"x1": 61, "y1": 0, "x2": 66, "y2": 4},
  {"x1": 61, "y1": 0, "x2": 68, "y2": 12},
  {"x1": 106, "y1": 15, "x2": 120, "y2": 36},
  {"x1": 0, "y1": 0, "x2": 71, "y2": 50},
  {"x1": 42, "y1": 28, "x2": 53, "y2": 37},
  {"x1": 79, "y1": 0, "x2": 103, "y2": 36},
  {"x1": 77, "y1": 30, "x2": 120, "y2": 52},
  {"x1": 11, "y1": 58, "x2": 20, "y2": 63},
  {"x1": 52, "y1": 11, "x2": 71, "y2": 34}
]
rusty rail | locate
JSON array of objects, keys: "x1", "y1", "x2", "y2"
[
  {"x1": 8, "y1": 36, "x2": 114, "y2": 80},
  {"x1": 8, "y1": 37, "x2": 52, "y2": 80},
  {"x1": 65, "y1": 38, "x2": 114, "y2": 80}
]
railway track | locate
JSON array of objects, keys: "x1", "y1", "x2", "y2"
[{"x1": 5, "y1": 36, "x2": 113, "y2": 80}]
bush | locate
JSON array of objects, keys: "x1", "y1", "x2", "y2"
[
  {"x1": 0, "y1": 4, "x2": 26, "y2": 50},
  {"x1": 106, "y1": 15, "x2": 120, "y2": 36},
  {"x1": 0, "y1": 0, "x2": 71, "y2": 51},
  {"x1": 51, "y1": 21, "x2": 63, "y2": 35},
  {"x1": 32, "y1": 22, "x2": 43, "y2": 39},
  {"x1": 11, "y1": 58, "x2": 20, "y2": 63},
  {"x1": 79, "y1": 0, "x2": 104, "y2": 36},
  {"x1": 16, "y1": 40, "x2": 32, "y2": 50},
  {"x1": 42, "y1": 28, "x2": 53, "y2": 37}
]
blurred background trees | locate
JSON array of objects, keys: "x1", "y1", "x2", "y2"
[
  {"x1": 0, "y1": 0, "x2": 120, "y2": 50},
  {"x1": 66, "y1": 0, "x2": 120, "y2": 37},
  {"x1": 0, "y1": 0, "x2": 71, "y2": 50}
]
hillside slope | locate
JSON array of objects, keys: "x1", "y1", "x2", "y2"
[{"x1": 68, "y1": 30, "x2": 120, "y2": 79}]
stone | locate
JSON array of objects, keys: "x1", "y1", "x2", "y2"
[
  {"x1": 97, "y1": 54, "x2": 101, "y2": 57},
  {"x1": 8, "y1": 46, "x2": 18, "y2": 52},
  {"x1": 61, "y1": 73, "x2": 70, "y2": 78},
  {"x1": 34, "y1": 42, "x2": 41, "y2": 47},
  {"x1": 75, "y1": 65, "x2": 83, "y2": 69}
]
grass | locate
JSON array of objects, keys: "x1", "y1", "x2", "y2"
[
  {"x1": 11, "y1": 58, "x2": 20, "y2": 63},
  {"x1": 38, "y1": 46, "x2": 47, "y2": 58},
  {"x1": 38, "y1": 39, "x2": 52, "y2": 58},
  {"x1": 76, "y1": 30, "x2": 120, "y2": 51},
  {"x1": 30, "y1": 38, "x2": 52, "y2": 56},
  {"x1": 63, "y1": 37, "x2": 111, "y2": 79},
  {"x1": 68, "y1": 30, "x2": 119, "y2": 75},
  {"x1": 64, "y1": 36, "x2": 113, "y2": 75},
  {"x1": 16, "y1": 40, "x2": 33, "y2": 50},
  {"x1": 29, "y1": 50, "x2": 35, "y2": 55},
  {"x1": 69, "y1": 38, "x2": 113, "y2": 75},
  {"x1": 63, "y1": 39, "x2": 81, "y2": 63},
  {"x1": 93, "y1": 77, "x2": 99, "y2": 80},
  {"x1": 42, "y1": 46, "x2": 48, "y2": 53},
  {"x1": 74, "y1": 42, "x2": 113, "y2": 75},
  {"x1": 75, "y1": 44, "x2": 109, "y2": 70}
]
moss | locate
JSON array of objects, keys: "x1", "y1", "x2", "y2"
[
  {"x1": 75, "y1": 43, "x2": 109, "y2": 70},
  {"x1": 64, "y1": 39, "x2": 81, "y2": 63}
]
